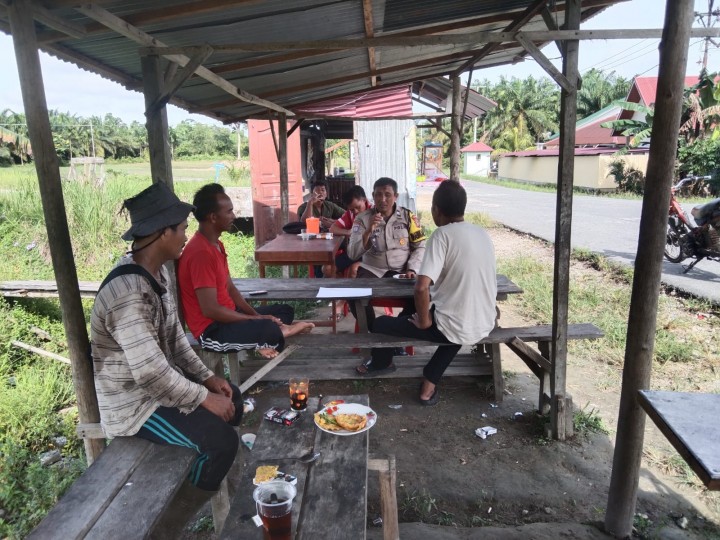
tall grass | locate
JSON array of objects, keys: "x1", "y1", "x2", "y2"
[
  {"x1": 498, "y1": 254, "x2": 720, "y2": 368},
  {"x1": 0, "y1": 298, "x2": 84, "y2": 538}
]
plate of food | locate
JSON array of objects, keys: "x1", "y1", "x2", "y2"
[
  {"x1": 314, "y1": 402, "x2": 377, "y2": 436},
  {"x1": 392, "y1": 273, "x2": 416, "y2": 283}
]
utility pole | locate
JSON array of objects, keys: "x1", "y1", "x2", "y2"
[{"x1": 697, "y1": 0, "x2": 719, "y2": 70}]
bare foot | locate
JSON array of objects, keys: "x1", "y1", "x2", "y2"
[
  {"x1": 420, "y1": 379, "x2": 436, "y2": 401},
  {"x1": 257, "y1": 347, "x2": 278, "y2": 359},
  {"x1": 281, "y1": 321, "x2": 315, "y2": 338}
]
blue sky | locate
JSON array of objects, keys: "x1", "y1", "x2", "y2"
[{"x1": 0, "y1": 0, "x2": 716, "y2": 126}]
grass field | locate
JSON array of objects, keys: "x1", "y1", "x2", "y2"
[{"x1": 0, "y1": 159, "x2": 250, "y2": 190}]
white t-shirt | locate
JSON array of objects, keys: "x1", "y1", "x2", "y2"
[{"x1": 419, "y1": 221, "x2": 497, "y2": 344}]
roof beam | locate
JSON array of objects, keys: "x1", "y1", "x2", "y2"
[
  {"x1": 294, "y1": 113, "x2": 453, "y2": 122},
  {"x1": 148, "y1": 45, "x2": 214, "y2": 114},
  {"x1": 75, "y1": 3, "x2": 293, "y2": 116},
  {"x1": 0, "y1": 0, "x2": 86, "y2": 38},
  {"x1": 454, "y1": 0, "x2": 547, "y2": 75},
  {"x1": 36, "y1": 0, "x2": 263, "y2": 42},
  {"x1": 138, "y1": 28, "x2": 720, "y2": 56},
  {"x1": 516, "y1": 32, "x2": 573, "y2": 92},
  {"x1": 195, "y1": 45, "x2": 518, "y2": 114},
  {"x1": 361, "y1": 0, "x2": 377, "y2": 87}
]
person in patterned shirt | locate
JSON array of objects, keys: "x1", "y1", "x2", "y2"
[{"x1": 91, "y1": 182, "x2": 242, "y2": 538}]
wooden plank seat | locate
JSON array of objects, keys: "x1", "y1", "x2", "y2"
[
  {"x1": 28, "y1": 437, "x2": 195, "y2": 540},
  {"x1": 234, "y1": 323, "x2": 603, "y2": 406}
]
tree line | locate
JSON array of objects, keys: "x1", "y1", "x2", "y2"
[{"x1": 0, "y1": 109, "x2": 248, "y2": 166}]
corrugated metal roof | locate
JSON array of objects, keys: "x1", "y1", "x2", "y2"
[
  {"x1": 0, "y1": 0, "x2": 624, "y2": 123},
  {"x1": 294, "y1": 84, "x2": 412, "y2": 118}
]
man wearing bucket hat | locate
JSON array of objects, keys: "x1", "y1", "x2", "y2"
[{"x1": 91, "y1": 182, "x2": 242, "y2": 538}]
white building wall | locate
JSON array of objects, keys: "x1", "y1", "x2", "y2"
[
  {"x1": 354, "y1": 120, "x2": 417, "y2": 211},
  {"x1": 464, "y1": 152, "x2": 491, "y2": 176}
]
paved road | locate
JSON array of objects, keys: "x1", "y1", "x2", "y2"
[{"x1": 417, "y1": 181, "x2": 720, "y2": 303}]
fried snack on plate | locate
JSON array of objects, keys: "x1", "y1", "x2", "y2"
[
  {"x1": 314, "y1": 411, "x2": 343, "y2": 431},
  {"x1": 254, "y1": 465, "x2": 279, "y2": 484},
  {"x1": 334, "y1": 413, "x2": 367, "y2": 431}
]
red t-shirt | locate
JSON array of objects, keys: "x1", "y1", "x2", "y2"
[
  {"x1": 335, "y1": 201, "x2": 372, "y2": 230},
  {"x1": 178, "y1": 232, "x2": 235, "y2": 338}
]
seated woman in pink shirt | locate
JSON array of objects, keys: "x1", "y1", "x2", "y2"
[{"x1": 324, "y1": 185, "x2": 372, "y2": 279}]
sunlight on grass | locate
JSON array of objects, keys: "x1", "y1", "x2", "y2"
[{"x1": 497, "y1": 253, "x2": 720, "y2": 373}]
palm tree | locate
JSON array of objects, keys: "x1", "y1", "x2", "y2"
[
  {"x1": 576, "y1": 69, "x2": 630, "y2": 119},
  {"x1": 680, "y1": 70, "x2": 720, "y2": 142},
  {"x1": 480, "y1": 76, "x2": 560, "y2": 147},
  {"x1": 491, "y1": 116, "x2": 536, "y2": 153},
  {"x1": 600, "y1": 101, "x2": 654, "y2": 147},
  {"x1": 0, "y1": 109, "x2": 31, "y2": 164}
]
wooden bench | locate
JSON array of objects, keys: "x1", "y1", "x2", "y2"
[
  {"x1": 234, "y1": 324, "x2": 604, "y2": 407},
  {"x1": 28, "y1": 438, "x2": 195, "y2": 540}
]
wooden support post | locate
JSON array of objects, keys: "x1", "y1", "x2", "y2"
[
  {"x1": 605, "y1": 1, "x2": 694, "y2": 537},
  {"x1": 211, "y1": 477, "x2": 230, "y2": 533},
  {"x1": 7, "y1": 0, "x2": 104, "y2": 463},
  {"x1": 550, "y1": 0, "x2": 580, "y2": 442},
  {"x1": 368, "y1": 455, "x2": 399, "y2": 540},
  {"x1": 449, "y1": 75, "x2": 462, "y2": 182},
  {"x1": 278, "y1": 113, "x2": 289, "y2": 224},
  {"x1": 141, "y1": 54, "x2": 174, "y2": 189}
]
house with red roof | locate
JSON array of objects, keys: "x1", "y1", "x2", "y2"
[
  {"x1": 460, "y1": 141, "x2": 493, "y2": 176},
  {"x1": 545, "y1": 104, "x2": 624, "y2": 148}
]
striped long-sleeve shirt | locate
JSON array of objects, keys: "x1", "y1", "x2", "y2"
[{"x1": 91, "y1": 257, "x2": 213, "y2": 437}]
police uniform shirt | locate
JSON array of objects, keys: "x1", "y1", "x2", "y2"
[{"x1": 347, "y1": 204, "x2": 426, "y2": 277}]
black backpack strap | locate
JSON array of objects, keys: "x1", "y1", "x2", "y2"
[
  {"x1": 91, "y1": 264, "x2": 164, "y2": 367},
  {"x1": 98, "y1": 264, "x2": 164, "y2": 297}
]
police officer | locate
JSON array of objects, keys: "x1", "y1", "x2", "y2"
[{"x1": 347, "y1": 177, "x2": 426, "y2": 340}]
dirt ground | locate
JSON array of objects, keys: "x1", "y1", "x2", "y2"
[{"x1": 187, "y1": 226, "x2": 720, "y2": 539}]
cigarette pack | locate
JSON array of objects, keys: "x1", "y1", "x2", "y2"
[{"x1": 264, "y1": 406, "x2": 300, "y2": 426}]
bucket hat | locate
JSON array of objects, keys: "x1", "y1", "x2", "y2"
[{"x1": 121, "y1": 182, "x2": 195, "y2": 241}]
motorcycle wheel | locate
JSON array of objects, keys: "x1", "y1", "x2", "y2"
[{"x1": 664, "y1": 222, "x2": 687, "y2": 263}]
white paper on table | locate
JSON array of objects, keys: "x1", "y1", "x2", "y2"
[{"x1": 316, "y1": 287, "x2": 372, "y2": 298}]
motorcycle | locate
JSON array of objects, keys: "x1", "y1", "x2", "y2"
[{"x1": 664, "y1": 175, "x2": 720, "y2": 273}]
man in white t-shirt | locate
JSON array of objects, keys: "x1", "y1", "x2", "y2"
[{"x1": 362, "y1": 180, "x2": 497, "y2": 406}]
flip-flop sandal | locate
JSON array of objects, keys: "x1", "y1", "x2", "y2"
[
  {"x1": 419, "y1": 389, "x2": 439, "y2": 407},
  {"x1": 355, "y1": 359, "x2": 397, "y2": 377}
]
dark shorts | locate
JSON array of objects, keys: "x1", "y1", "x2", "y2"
[{"x1": 335, "y1": 251, "x2": 358, "y2": 272}]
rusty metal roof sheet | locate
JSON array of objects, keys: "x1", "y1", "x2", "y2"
[{"x1": 0, "y1": 0, "x2": 624, "y2": 123}]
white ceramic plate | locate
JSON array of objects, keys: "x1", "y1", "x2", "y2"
[
  {"x1": 314, "y1": 403, "x2": 377, "y2": 436},
  {"x1": 392, "y1": 274, "x2": 416, "y2": 283}
]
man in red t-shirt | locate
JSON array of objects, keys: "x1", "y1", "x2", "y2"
[
  {"x1": 325, "y1": 185, "x2": 372, "y2": 279},
  {"x1": 178, "y1": 184, "x2": 313, "y2": 359}
]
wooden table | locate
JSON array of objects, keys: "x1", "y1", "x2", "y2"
[
  {"x1": 255, "y1": 234, "x2": 344, "y2": 278},
  {"x1": 233, "y1": 276, "x2": 522, "y2": 332},
  {"x1": 638, "y1": 390, "x2": 720, "y2": 490},
  {"x1": 221, "y1": 395, "x2": 370, "y2": 539}
]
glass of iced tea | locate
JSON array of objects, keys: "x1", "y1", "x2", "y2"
[
  {"x1": 253, "y1": 480, "x2": 296, "y2": 540},
  {"x1": 289, "y1": 377, "x2": 309, "y2": 411}
]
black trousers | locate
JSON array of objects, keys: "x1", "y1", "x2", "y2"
[
  {"x1": 135, "y1": 384, "x2": 242, "y2": 491},
  {"x1": 199, "y1": 304, "x2": 294, "y2": 352},
  {"x1": 349, "y1": 267, "x2": 415, "y2": 330},
  {"x1": 371, "y1": 311, "x2": 462, "y2": 385}
]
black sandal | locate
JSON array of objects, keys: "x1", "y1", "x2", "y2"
[
  {"x1": 355, "y1": 359, "x2": 397, "y2": 377},
  {"x1": 419, "y1": 389, "x2": 439, "y2": 407}
]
